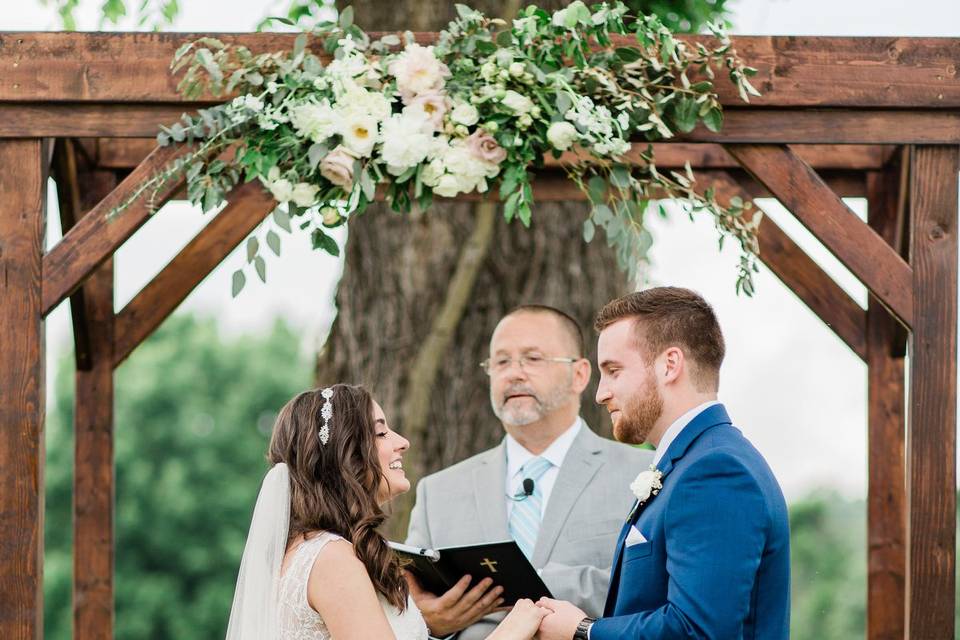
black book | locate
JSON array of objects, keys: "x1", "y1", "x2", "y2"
[{"x1": 389, "y1": 540, "x2": 553, "y2": 606}]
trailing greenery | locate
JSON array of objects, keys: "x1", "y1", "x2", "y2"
[{"x1": 109, "y1": 1, "x2": 762, "y2": 295}]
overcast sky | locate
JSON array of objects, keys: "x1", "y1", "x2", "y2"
[{"x1": 6, "y1": 0, "x2": 959, "y2": 501}]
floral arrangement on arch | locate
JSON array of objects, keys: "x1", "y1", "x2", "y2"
[{"x1": 111, "y1": 1, "x2": 763, "y2": 295}]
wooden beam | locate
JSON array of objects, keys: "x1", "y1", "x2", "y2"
[
  {"x1": 42, "y1": 143, "x2": 187, "y2": 316},
  {"x1": 865, "y1": 164, "x2": 907, "y2": 640},
  {"x1": 73, "y1": 259, "x2": 115, "y2": 640},
  {"x1": 2, "y1": 33, "x2": 960, "y2": 107},
  {"x1": 0, "y1": 139, "x2": 46, "y2": 640},
  {"x1": 905, "y1": 145, "x2": 958, "y2": 638},
  {"x1": 3, "y1": 105, "x2": 958, "y2": 145},
  {"x1": 726, "y1": 144, "x2": 914, "y2": 328},
  {"x1": 677, "y1": 110, "x2": 960, "y2": 145},
  {"x1": 95, "y1": 138, "x2": 892, "y2": 172},
  {"x1": 712, "y1": 172, "x2": 868, "y2": 360},
  {"x1": 113, "y1": 180, "x2": 275, "y2": 366}
]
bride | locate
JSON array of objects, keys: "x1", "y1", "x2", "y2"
[{"x1": 225, "y1": 384, "x2": 549, "y2": 639}]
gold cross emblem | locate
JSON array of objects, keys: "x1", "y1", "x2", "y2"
[{"x1": 480, "y1": 557, "x2": 498, "y2": 573}]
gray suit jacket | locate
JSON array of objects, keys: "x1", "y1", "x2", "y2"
[{"x1": 405, "y1": 423, "x2": 654, "y2": 640}]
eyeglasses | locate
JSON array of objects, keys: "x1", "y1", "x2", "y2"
[{"x1": 480, "y1": 354, "x2": 578, "y2": 375}]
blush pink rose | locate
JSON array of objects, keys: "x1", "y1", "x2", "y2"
[
  {"x1": 465, "y1": 130, "x2": 507, "y2": 165},
  {"x1": 320, "y1": 146, "x2": 358, "y2": 189}
]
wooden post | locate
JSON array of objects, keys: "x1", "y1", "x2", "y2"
[
  {"x1": 906, "y1": 146, "x2": 958, "y2": 637},
  {"x1": 53, "y1": 140, "x2": 120, "y2": 640},
  {"x1": 0, "y1": 139, "x2": 46, "y2": 639},
  {"x1": 73, "y1": 259, "x2": 115, "y2": 640},
  {"x1": 865, "y1": 164, "x2": 907, "y2": 640}
]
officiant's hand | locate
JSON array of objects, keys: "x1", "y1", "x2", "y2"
[
  {"x1": 534, "y1": 597, "x2": 586, "y2": 640},
  {"x1": 405, "y1": 572, "x2": 505, "y2": 636}
]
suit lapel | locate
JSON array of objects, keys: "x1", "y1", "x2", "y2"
[
  {"x1": 473, "y1": 440, "x2": 510, "y2": 542},
  {"x1": 531, "y1": 426, "x2": 603, "y2": 566}
]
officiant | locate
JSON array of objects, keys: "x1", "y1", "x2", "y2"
[{"x1": 404, "y1": 305, "x2": 653, "y2": 640}]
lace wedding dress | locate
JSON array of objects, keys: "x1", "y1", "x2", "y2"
[{"x1": 278, "y1": 531, "x2": 428, "y2": 640}]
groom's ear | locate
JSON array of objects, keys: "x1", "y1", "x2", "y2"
[{"x1": 660, "y1": 347, "x2": 684, "y2": 385}]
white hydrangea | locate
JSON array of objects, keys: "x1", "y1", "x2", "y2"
[
  {"x1": 422, "y1": 138, "x2": 501, "y2": 197},
  {"x1": 291, "y1": 182, "x2": 320, "y2": 208},
  {"x1": 380, "y1": 112, "x2": 437, "y2": 176},
  {"x1": 290, "y1": 101, "x2": 338, "y2": 143}
]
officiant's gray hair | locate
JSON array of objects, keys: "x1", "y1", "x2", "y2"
[{"x1": 503, "y1": 304, "x2": 585, "y2": 357}]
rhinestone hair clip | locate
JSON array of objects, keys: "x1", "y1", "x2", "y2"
[{"x1": 319, "y1": 387, "x2": 334, "y2": 445}]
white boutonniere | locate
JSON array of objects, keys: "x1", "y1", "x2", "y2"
[{"x1": 630, "y1": 465, "x2": 663, "y2": 505}]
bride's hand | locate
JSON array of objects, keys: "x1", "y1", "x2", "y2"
[{"x1": 488, "y1": 599, "x2": 550, "y2": 640}]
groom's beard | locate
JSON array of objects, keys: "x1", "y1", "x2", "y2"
[{"x1": 613, "y1": 381, "x2": 663, "y2": 445}]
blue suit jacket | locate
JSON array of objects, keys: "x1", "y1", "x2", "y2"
[{"x1": 591, "y1": 404, "x2": 790, "y2": 640}]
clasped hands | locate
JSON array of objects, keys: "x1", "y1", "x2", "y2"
[{"x1": 406, "y1": 571, "x2": 587, "y2": 639}]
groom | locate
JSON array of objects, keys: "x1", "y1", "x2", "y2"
[{"x1": 537, "y1": 287, "x2": 790, "y2": 640}]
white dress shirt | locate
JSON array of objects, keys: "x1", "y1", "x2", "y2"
[
  {"x1": 504, "y1": 417, "x2": 583, "y2": 519},
  {"x1": 652, "y1": 401, "x2": 720, "y2": 467}
]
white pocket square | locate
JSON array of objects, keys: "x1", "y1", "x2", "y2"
[{"x1": 625, "y1": 525, "x2": 648, "y2": 546}]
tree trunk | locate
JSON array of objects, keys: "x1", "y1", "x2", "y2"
[{"x1": 322, "y1": 0, "x2": 629, "y2": 537}]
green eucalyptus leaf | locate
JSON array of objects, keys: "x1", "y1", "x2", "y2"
[
  {"x1": 231, "y1": 270, "x2": 246, "y2": 297},
  {"x1": 246, "y1": 237, "x2": 259, "y2": 263},
  {"x1": 266, "y1": 230, "x2": 281, "y2": 256},
  {"x1": 582, "y1": 218, "x2": 595, "y2": 242},
  {"x1": 254, "y1": 255, "x2": 267, "y2": 283}
]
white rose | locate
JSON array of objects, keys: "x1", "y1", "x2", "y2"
[
  {"x1": 508, "y1": 62, "x2": 525, "y2": 78},
  {"x1": 450, "y1": 102, "x2": 479, "y2": 126},
  {"x1": 267, "y1": 178, "x2": 294, "y2": 203},
  {"x1": 433, "y1": 173, "x2": 463, "y2": 198},
  {"x1": 291, "y1": 182, "x2": 320, "y2": 208},
  {"x1": 290, "y1": 102, "x2": 338, "y2": 143},
  {"x1": 547, "y1": 121, "x2": 579, "y2": 150},
  {"x1": 501, "y1": 90, "x2": 534, "y2": 115}
]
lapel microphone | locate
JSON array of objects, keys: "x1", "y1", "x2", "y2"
[{"x1": 508, "y1": 478, "x2": 536, "y2": 501}]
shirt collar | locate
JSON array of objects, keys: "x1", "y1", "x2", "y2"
[
  {"x1": 505, "y1": 416, "x2": 583, "y2": 478},
  {"x1": 652, "y1": 401, "x2": 720, "y2": 467}
]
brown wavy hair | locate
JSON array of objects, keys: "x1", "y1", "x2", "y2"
[{"x1": 268, "y1": 384, "x2": 408, "y2": 610}]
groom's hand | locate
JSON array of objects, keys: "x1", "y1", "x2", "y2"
[
  {"x1": 405, "y1": 572, "x2": 504, "y2": 637},
  {"x1": 535, "y1": 598, "x2": 586, "y2": 640}
]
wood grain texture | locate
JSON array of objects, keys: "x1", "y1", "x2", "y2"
[
  {"x1": 906, "y1": 145, "x2": 958, "y2": 638},
  {"x1": 113, "y1": 180, "x2": 274, "y2": 365},
  {"x1": 72, "y1": 259, "x2": 115, "y2": 640},
  {"x1": 865, "y1": 165, "x2": 907, "y2": 640},
  {"x1": 0, "y1": 139, "x2": 46, "y2": 640},
  {"x1": 42, "y1": 143, "x2": 187, "y2": 316},
  {"x1": 4, "y1": 105, "x2": 958, "y2": 145},
  {"x1": 727, "y1": 143, "x2": 914, "y2": 328},
  {"x1": 1, "y1": 33, "x2": 959, "y2": 107}
]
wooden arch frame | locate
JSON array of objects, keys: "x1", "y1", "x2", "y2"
[{"x1": 0, "y1": 32, "x2": 957, "y2": 639}]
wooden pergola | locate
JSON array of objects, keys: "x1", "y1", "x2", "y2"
[{"x1": 0, "y1": 32, "x2": 957, "y2": 639}]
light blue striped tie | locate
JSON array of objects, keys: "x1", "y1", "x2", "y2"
[{"x1": 508, "y1": 456, "x2": 553, "y2": 560}]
